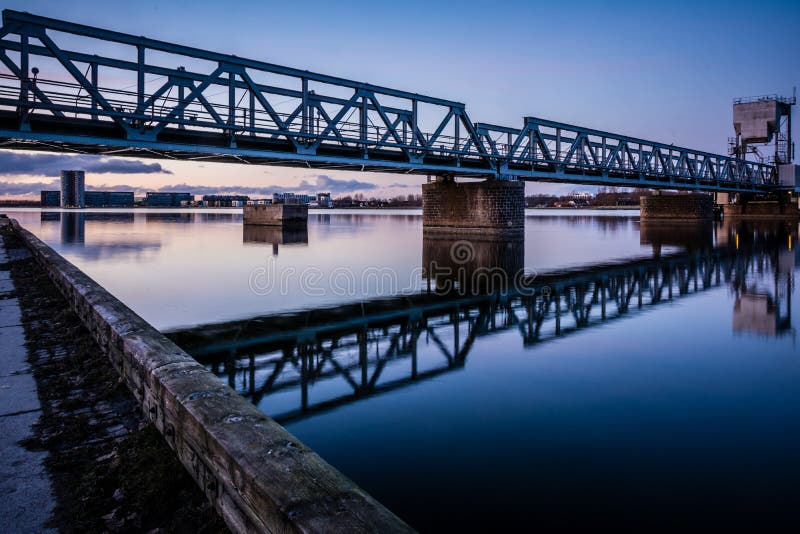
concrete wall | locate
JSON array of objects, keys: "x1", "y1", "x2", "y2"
[
  {"x1": 724, "y1": 201, "x2": 800, "y2": 220},
  {"x1": 244, "y1": 204, "x2": 308, "y2": 226},
  {"x1": 422, "y1": 179, "x2": 524, "y2": 236},
  {"x1": 639, "y1": 194, "x2": 713, "y2": 221},
  {"x1": 10, "y1": 220, "x2": 411, "y2": 534}
]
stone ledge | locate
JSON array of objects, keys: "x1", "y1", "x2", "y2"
[{"x1": 10, "y1": 219, "x2": 412, "y2": 534}]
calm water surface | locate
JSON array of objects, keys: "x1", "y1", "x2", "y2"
[{"x1": 6, "y1": 208, "x2": 799, "y2": 530}]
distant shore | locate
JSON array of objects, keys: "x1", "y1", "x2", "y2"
[{"x1": 2, "y1": 203, "x2": 640, "y2": 210}]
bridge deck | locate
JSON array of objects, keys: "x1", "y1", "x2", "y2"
[{"x1": 0, "y1": 10, "x2": 781, "y2": 193}]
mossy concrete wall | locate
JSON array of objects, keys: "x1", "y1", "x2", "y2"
[{"x1": 10, "y1": 220, "x2": 412, "y2": 534}]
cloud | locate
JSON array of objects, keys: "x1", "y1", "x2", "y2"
[
  {"x1": 0, "y1": 152, "x2": 172, "y2": 177},
  {"x1": 157, "y1": 174, "x2": 386, "y2": 197},
  {"x1": 0, "y1": 180, "x2": 59, "y2": 196}
]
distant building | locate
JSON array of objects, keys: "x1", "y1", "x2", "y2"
[
  {"x1": 85, "y1": 191, "x2": 135, "y2": 208},
  {"x1": 146, "y1": 192, "x2": 192, "y2": 207},
  {"x1": 202, "y1": 194, "x2": 250, "y2": 207},
  {"x1": 317, "y1": 192, "x2": 332, "y2": 208},
  {"x1": 246, "y1": 198, "x2": 272, "y2": 206},
  {"x1": 273, "y1": 192, "x2": 313, "y2": 205},
  {"x1": 40, "y1": 190, "x2": 61, "y2": 207},
  {"x1": 60, "y1": 170, "x2": 85, "y2": 208}
]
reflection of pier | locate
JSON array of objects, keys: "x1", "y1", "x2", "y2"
[
  {"x1": 168, "y1": 226, "x2": 793, "y2": 424},
  {"x1": 640, "y1": 220, "x2": 714, "y2": 256},
  {"x1": 242, "y1": 224, "x2": 308, "y2": 255}
]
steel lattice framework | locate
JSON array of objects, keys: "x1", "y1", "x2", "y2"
[{"x1": 0, "y1": 10, "x2": 781, "y2": 192}]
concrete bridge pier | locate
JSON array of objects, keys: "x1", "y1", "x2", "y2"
[
  {"x1": 639, "y1": 192, "x2": 714, "y2": 222},
  {"x1": 422, "y1": 177, "x2": 525, "y2": 237},
  {"x1": 243, "y1": 203, "x2": 308, "y2": 226},
  {"x1": 720, "y1": 192, "x2": 800, "y2": 220}
]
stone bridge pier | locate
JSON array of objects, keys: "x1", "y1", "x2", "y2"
[
  {"x1": 639, "y1": 193, "x2": 715, "y2": 222},
  {"x1": 422, "y1": 178, "x2": 525, "y2": 237}
]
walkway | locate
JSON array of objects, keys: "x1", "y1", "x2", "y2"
[
  {"x1": 0, "y1": 216, "x2": 227, "y2": 532},
  {"x1": 0, "y1": 220, "x2": 55, "y2": 533}
]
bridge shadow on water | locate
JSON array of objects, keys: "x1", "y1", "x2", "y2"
[{"x1": 165, "y1": 220, "x2": 797, "y2": 425}]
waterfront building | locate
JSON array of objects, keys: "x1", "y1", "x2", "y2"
[
  {"x1": 85, "y1": 191, "x2": 135, "y2": 208},
  {"x1": 40, "y1": 190, "x2": 61, "y2": 207},
  {"x1": 317, "y1": 192, "x2": 332, "y2": 207},
  {"x1": 202, "y1": 194, "x2": 250, "y2": 207},
  {"x1": 60, "y1": 170, "x2": 85, "y2": 208},
  {"x1": 273, "y1": 192, "x2": 314, "y2": 205},
  {"x1": 146, "y1": 192, "x2": 192, "y2": 207},
  {"x1": 246, "y1": 198, "x2": 272, "y2": 205}
]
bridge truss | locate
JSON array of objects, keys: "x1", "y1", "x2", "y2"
[{"x1": 0, "y1": 10, "x2": 780, "y2": 193}]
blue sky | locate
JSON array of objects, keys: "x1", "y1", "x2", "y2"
[{"x1": 1, "y1": 0, "x2": 798, "y2": 197}]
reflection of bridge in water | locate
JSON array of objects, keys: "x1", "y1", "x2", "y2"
[{"x1": 166, "y1": 222, "x2": 796, "y2": 424}]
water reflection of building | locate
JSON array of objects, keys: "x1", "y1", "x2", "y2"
[
  {"x1": 41, "y1": 211, "x2": 160, "y2": 260},
  {"x1": 722, "y1": 220, "x2": 796, "y2": 338},
  {"x1": 144, "y1": 212, "x2": 194, "y2": 223},
  {"x1": 243, "y1": 225, "x2": 308, "y2": 255},
  {"x1": 60, "y1": 211, "x2": 84, "y2": 244},
  {"x1": 422, "y1": 235, "x2": 525, "y2": 294},
  {"x1": 639, "y1": 221, "x2": 714, "y2": 256}
]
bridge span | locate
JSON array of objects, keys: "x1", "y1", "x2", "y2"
[{"x1": 0, "y1": 10, "x2": 782, "y2": 194}]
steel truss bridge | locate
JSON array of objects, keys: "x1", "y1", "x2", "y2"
[
  {"x1": 167, "y1": 233, "x2": 792, "y2": 424},
  {"x1": 0, "y1": 10, "x2": 782, "y2": 193}
]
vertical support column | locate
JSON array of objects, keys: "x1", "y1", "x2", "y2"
[
  {"x1": 228, "y1": 71, "x2": 235, "y2": 127},
  {"x1": 227, "y1": 70, "x2": 236, "y2": 146},
  {"x1": 411, "y1": 99, "x2": 418, "y2": 150},
  {"x1": 90, "y1": 63, "x2": 98, "y2": 121},
  {"x1": 19, "y1": 33, "x2": 29, "y2": 128},
  {"x1": 177, "y1": 67, "x2": 185, "y2": 130},
  {"x1": 454, "y1": 111, "x2": 460, "y2": 163},
  {"x1": 137, "y1": 45, "x2": 145, "y2": 110},
  {"x1": 529, "y1": 128, "x2": 536, "y2": 166},
  {"x1": 301, "y1": 77, "x2": 309, "y2": 138},
  {"x1": 359, "y1": 91, "x2": 368, "y2": 156},
  {"x1": 20, "y1": 33, "x2": 29, "y2": 103},
  {"x1": 555, "y1": 127, "x2": 561, "y2": 166},
  {"x1": 248, "y1": 90, "x2": 255, "y2": 135}
]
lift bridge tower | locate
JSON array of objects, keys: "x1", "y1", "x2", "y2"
[{"x1": 731, "y1": 89, "x2": 798, "y2": 188}]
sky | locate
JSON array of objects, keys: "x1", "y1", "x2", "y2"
[{"x1": 1, "y1": 0, "x2": 798, "y2": 198}]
